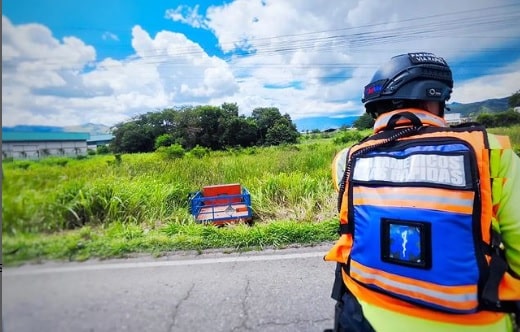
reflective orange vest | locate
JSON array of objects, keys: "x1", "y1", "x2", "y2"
[{"x1": 326, "y1": 109, "x2": 520, "y2": 325}]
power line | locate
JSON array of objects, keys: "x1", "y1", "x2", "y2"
[{"x1": 3, "y1": 4, "x2": 520, "y2": 72}]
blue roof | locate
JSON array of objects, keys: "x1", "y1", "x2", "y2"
[
  {"x1": 88, "y1": 134, "x2": 114, "y2": 142},
  {"x1": 2, "y1": 131, "x2": 90, "y2": 142}
]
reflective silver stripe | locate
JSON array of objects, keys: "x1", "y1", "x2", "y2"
[
  {"x1": 354, "y1": 191, "x2": 473, "y2": 209},
  {"x1": 350, "y1": 264, "x2": 477, "y2": 305},
  {"x1": 375, "y1": 110, "x2": 447, "y2": 130}
]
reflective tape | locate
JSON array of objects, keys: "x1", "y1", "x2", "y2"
[
  {"x1": 353, "y1": 186, "x2": 474, "y2": 214},
  {"x1": 350, "y1": 260, "x2": 478, "y2": 312}
]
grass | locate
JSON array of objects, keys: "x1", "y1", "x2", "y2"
[
  {"x1": 2, "y1": 219, "x2": 338, "y2": 266},
  {"x1": 2, "y1": 138, "x2": 346, "y2": 266},
  {"x1": 3, "y1": 126, "x2": 519, "y2": 266}
]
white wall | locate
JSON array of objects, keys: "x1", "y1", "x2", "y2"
[{"x1": 2, "y1": 140, "x2": 88, "y2": 159}]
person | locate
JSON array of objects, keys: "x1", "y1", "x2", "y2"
[{"x1": 324, "y1": 52, "x2": 520, "y2": 332}]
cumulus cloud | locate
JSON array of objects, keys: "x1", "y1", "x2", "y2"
[
  {"x1": 2, "y1": 0, "x2": 520, "y2": 127},
  {"x1": 165, "y1": 5, "x2": 207, "y2": 29},
  {"x1": 2, "y1": 16, "x2": 238, "y2": 126},
  {"x1": 451, "y1": 60, "x2": 520, "y2": 103}
]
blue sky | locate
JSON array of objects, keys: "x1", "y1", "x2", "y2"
[{"x1": 2, "y1": 0, "x2": 520, "y2": 129}]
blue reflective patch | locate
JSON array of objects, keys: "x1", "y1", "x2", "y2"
[{"x1": 389, "y1": 223, "x2": 422, "y2": 262}]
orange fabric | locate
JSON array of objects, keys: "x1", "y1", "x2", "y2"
[
  {"x1": 354, "y1": 186, "x2": 475, "y2": 200},
  {"x1": 494, "y1": 135, "x2": 512, "y2": 149},
  {"x1": 499, "y1": 272, "x2": 520, "y2": 300},
  {"x1": 351, "y1": 260, "x2": 477, "y2": 295},
  {"x1": 350, "y1": 260, "x2": 478, "y2": 311},
  {"x1": 353, "y1": 198, "x2": 472, "y2": 214},
  {"x1": 342, "y1": 269, "x2": 505, "y2": 325},
  {"x1": 323, "y1": 234, "x2": 352, "y2": 263}
]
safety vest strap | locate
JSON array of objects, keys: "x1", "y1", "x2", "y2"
[
  {"x1": 339, "y1": 223, "x2": 353, "y2": 234},
  {"x1": 480, "y1": 229, "x2": 518, "y2": 312}
]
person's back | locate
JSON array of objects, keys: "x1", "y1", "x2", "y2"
[{"x1": 325, "y1": 52, "x2": 520, "y2": 332}]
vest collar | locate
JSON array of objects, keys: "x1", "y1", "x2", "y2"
[{"x1": 373, "y1": 109, "x2": 447, "y2": 133}]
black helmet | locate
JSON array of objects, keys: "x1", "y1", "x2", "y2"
[{"x1": 362, "y1": 52, "x2": 453, "y2": 117}]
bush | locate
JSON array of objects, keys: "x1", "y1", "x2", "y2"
[
  {"x1": 189, "y1": 145, "x2": 210, "y2": 158},
  {"x1": 333, "y1": 130, "x2": 365, "y2": 144},
  {"x1": 96, "y1": 145, "x2": 110, "y2": 155},
  {"x1": 155, "y1": 134, "x2": 176, "y2": 150},
  {"x1": 158, "y1": 144, "x2": 185, "y2": 159}
]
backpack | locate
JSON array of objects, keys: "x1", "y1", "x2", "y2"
[{"x1": 336, "y1": 111, "x2": 518, "y2": 314}]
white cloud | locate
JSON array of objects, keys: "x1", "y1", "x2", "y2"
[
  {"x1": 165, "y1": 5, "x2": 207, "y2": 29},
  {"x1": 451, "y1": 60, "x2": 520, "y2": 103},
  {"x1": 2, "y1": 17, "x2": 238, "y2": 127},
  {"x1": 2, "y1": 0, "x2": 520, "y2": 127}
]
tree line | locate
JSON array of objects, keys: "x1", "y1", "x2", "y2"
[{"x1": 110, "y1": 103, "x2": 300, "y2": 153}]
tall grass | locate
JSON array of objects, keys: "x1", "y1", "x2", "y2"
[
  {"x1": 7, "y1": 126, "x2": 516, "y2": 264},
  {"x1": 2, "y1": 141, "x2": 343, "y2": 236},
  {"x1": 2, "y1": 139, "x2": 346, "y2": 264}
]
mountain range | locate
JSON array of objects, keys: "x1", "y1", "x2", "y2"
[{"x1": 2, "y1": 97, "x2": 510, "y2": 134}]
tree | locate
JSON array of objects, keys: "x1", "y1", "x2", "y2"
[
  {"x1": 221, "y1": 116, "x2": 258, "y2": 148},
  {"x1": 195, "y1": 105, "x2": 228, "y2": 150},
  {"x1": 251, "y1": 108, "x2": 299, "y2": 145},
  {"x1": 251, "y1": 107, "x2": 284, "y2": 145},
  {"x1": 494, "y1": 110, "x2": 520, "y2": 127},
  {"x1": 508, "y1": 90, "x2": 520, "y2": 108},
  {"x1": 221, "y1": 102, "x2": 239, "y2": 117},
  {"x1": 111, "y1": 122, "x2": 155, "y2": 153},
  {"x1": 353, "y1": 113, "x2": 375, "y2": 130},
  {"x1": 476, "y1": 113, "x2": 495, "y2": 127},
  {"x1": 264, "y1": 117, "x2": 299, "y2": 146}
]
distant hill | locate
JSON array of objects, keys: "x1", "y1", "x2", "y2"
[
  {"x1": 63, "y1": 123, "x2": 112, "y2": 135},
  {"x1": 2, "y1": 125, "x2": 64, "y2": 133},
  {"x1": 447, "y1": 97, "x2": 509, "y2": 117},
  {"x1": 2, "y1": 123, "x2": 111, "y2": 136}
]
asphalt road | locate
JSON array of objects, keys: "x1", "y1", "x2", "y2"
[{"x1": 3, "y1": 244, "x2": 337, "y2": 332}]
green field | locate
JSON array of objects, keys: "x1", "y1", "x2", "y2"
[
  {"x1": 2, "y1": 136, "x2": 349, "y2": 265},
  {"x1": 3, "y1": 126, "x2": 519, "y2": 266}
]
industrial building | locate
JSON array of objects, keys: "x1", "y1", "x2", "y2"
[{"x1": 2, "y1": 132, "x2": 90, "y2": 159}]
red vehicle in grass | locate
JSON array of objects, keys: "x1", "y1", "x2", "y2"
[{"x1": 189, "y1": 183, "x2": 253, "y2": 225}]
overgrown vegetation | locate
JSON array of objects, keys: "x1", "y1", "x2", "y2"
[
  {"x1": 4, "y1": 125, "x2": 520, "y2": 266},
  {"x1": 476, "y1": 110, "x2": 520, "y2": 128},
  {"x1": 2, "y1": 137, "x2": 345, "y2": 265}
]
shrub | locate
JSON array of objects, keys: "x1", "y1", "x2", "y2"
[
  {"x1": 158, "y1": 144, "x2": 185, "y2": 159},
  {"x1": 333, "y1": 130, "x2": 365, "y2": 144},
  {"x1": 97, "y1": 145, "x2": 110, "y2": 155},
  {"x1": 155, "y1": 134, "x2": 176, "y2": 150},
  {"x1": 189, "y1": 145, "x2": 210, "y2": 159}
]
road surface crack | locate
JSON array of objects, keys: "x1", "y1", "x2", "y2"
[
  {"x1": 168, "y1": 283, "x2": 195, "y2": 332},
  {"x1": 256, "y1": 317, "x2": 331, "y2": 329},
  {"x1": 231, "y1": 278, "x2": 252, "y2": 331}
]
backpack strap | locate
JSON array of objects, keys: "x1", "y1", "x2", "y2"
[{"x1": 481, "y1": 229, "x2": 508, "y2": 306}]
